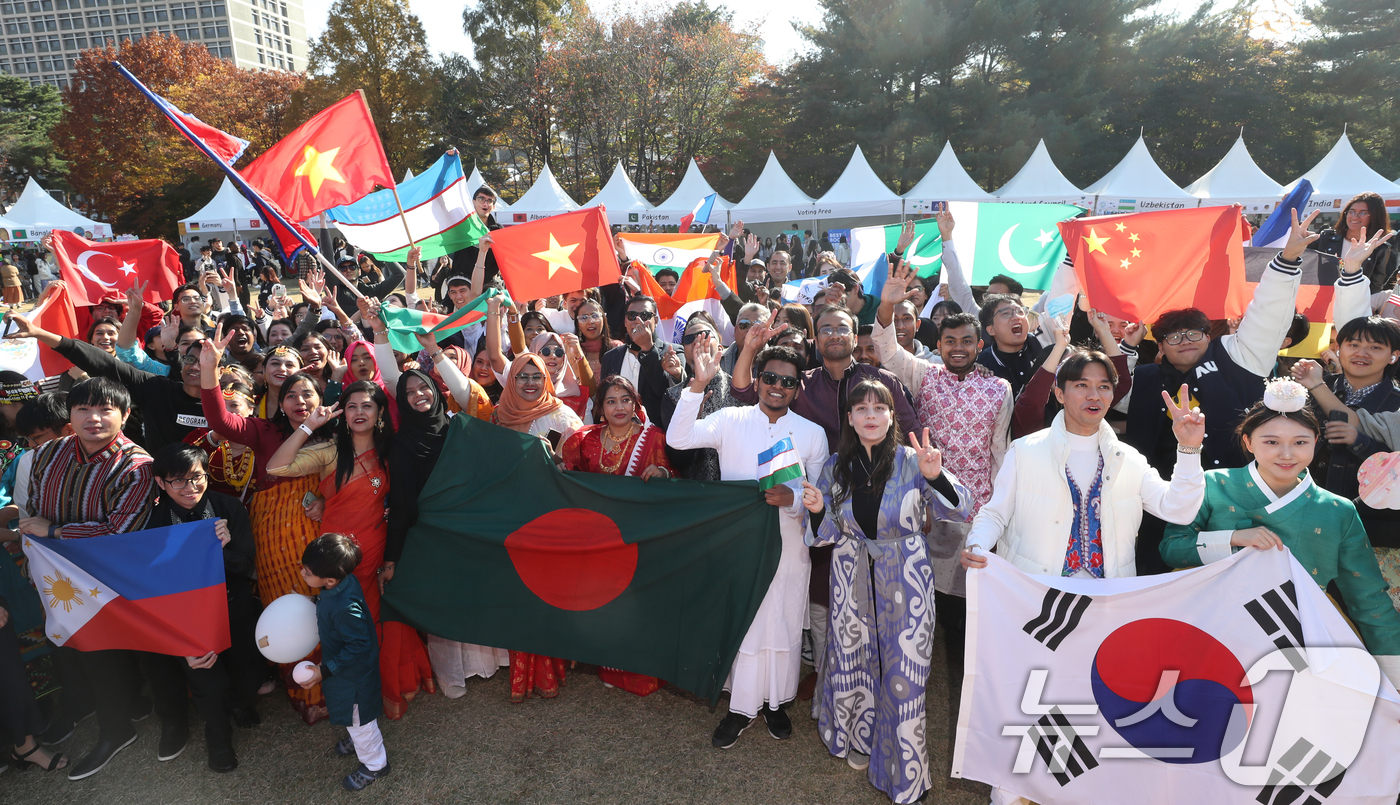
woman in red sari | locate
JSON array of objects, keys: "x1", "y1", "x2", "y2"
[
  {"x1": 266, "y1": 380, "x2": 435, "y2": 720},
  {"x1": 560, "y1": 375, "x2": 673, "y2": 696}
]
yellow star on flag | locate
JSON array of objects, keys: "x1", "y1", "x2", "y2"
[
  {"x1": 532, "y1": 234, "x2": 580, "y2": 278},
  {"x1": 90, "y1": 587, "x2": 101, "y2": 597},
  {"x1": 293, "y1": 145, "x2": 345, "y2": 196},
  {"x1": 1119, "y1": 258, "x2": 1132, "y2": 269},
  {"x1": 1129, "y1": 232, "x2": 1141, "y2": 243},
  {"x1": 1114, "y1": 222, "x2": 1127, "y2": 232},
  {"x1": 1131, "y1": 248, "x2": 1142, "y2": 258},
  {"x1": 1082, "y1": 228, "x2": 1111, "y2": 254}
]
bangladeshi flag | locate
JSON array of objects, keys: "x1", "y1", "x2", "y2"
[
  {"x1": 377, "y1": 287, "x2": 508, "y2": 354},
  {"x1": 381, "y1": 416, "x2": 782, "y2": 702},
  {"x1": 491, "y1": 207, "x2": 621, "y2": 302}
]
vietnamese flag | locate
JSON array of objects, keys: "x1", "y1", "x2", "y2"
[
  {"x1": 48, "y1": 231, "x2": 183, "y2": 308},
  {"x1": 1061, "y1": 205, "x2": 1250, "y2": 325},
  {"x1": 22, "y1": 520, "x2": 230, "y2": 656},
  {"x1": 490, "y1": 207, "x2": 621, "y2": 302},
  {"x1": 381, "y1": 416, "x2": 781, "y2": 703},
  {"x1": 240, "y1": 91, "x2": 395, "y2": 222}
]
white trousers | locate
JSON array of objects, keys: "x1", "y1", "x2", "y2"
[{"x1": 348, "y1": 704, "x2": 387, "y2": 772}]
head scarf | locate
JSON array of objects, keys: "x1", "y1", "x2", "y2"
[
  {"x1": 530, "y1": 332, "x2": 580, "y2": 399},
  {"x1": 393, "y1": 368, "x2": 450, "y2": 470},
  {"x1": 492, "y1": 353, "x2": 562, "y2": 432},
  {"x1": 345, "y1": 339, "x2": 397, "y2": 427},
  {"x1": 426, "y1": 345, "x2": 474, "y2": 397}
]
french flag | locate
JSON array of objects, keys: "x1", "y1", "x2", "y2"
[
  {"x1": 679, "y1": 193, "x2": 717, "y2": 234},
  {"x1": 1251, "y1": 179, "x2": 1313, "y2": 248},
  {"x1": 23, "y1": 521, "x2": 231, "y2": 656}
]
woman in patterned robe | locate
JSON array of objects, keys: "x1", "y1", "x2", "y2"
[{"x1": 801, "y1": 380, "x2": 972, "y2": 804}]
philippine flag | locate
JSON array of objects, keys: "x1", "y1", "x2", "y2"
[
  {"x1": 679, "y1": 193, "x2": 717, "y2": 234},
  {"x1": 22, "y1": 521, "x2": 231, "y2": 656}
]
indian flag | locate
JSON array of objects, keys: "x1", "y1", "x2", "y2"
[
  {"x1": 757, "y1": 437, "x2": 803, "y2": 491},
  {"x1": 378, "y1": 288, "x2": 510, "y2": 354},
  {"x1": 848, "y1": 202, "x2": 1082, "y2": 291},
  {"x1": 633, "y1": 255, "x2": 736, "y2": 345},
  {"x1": 617, "y1": 233, "x2": 719, "y2": 275},
  {"x1": 326, "y1": 151, "x2": 487, "y2": 262}
]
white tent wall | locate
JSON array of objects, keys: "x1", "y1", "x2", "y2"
[
  {"x1": 1084, "y1": 136, "x2": 1199, "y2": 213},
  {"x1": 505, "y1": 162, "x2": 579, "y2": 223},
  {"x1": 650, "y1": 158, "x2": 732, "y2": 227},
  {"x1": 729, "y1": 151, "x2": 819, "y2": 223},
  {"x1": 1284, "y1": 133, "x2": 1400, "y2": 211},
  {"x1": 1186, "y1": 136, "x2": 1285, "y2": 213},
  {"x1": 814, "y1": 145, "x2": 903, "y2": 218},
  {"x1": 7, "y1": 177, "x2": 110, "y2": 239}
]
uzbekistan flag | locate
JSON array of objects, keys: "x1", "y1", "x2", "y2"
[
  {"x1": 757, "y1": 437, "x2": 804, "y2": 492},
  {"x1": 379, "y1": 287, "x2": 510, "y2": 354},
  {"x1": 617, "y1": 233, "x2": 720, "y2": 275},
  {"x1": 22, "y1": 521, "x2": 231, "y2": 656},
  {"x1": 327, "y1": 151, "x2": 488, "y2": 261}
]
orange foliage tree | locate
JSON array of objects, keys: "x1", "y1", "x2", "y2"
[{"x1": 52, "y1": 34, "x2": 305, "y2": 239}]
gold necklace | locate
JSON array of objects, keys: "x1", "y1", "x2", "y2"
[
  {"x1": 213, "y1": 438, "x2": 254, "y2": 490},
  {"x1": 598, "y1": 424, "x2": 635, "y2": 474}
]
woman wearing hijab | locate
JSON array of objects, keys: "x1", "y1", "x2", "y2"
[
  {"x1": 471, "y1": 343, "x2": 504, "y2": 405},
  {"x1": 486, "y1": 297, "x2": 592, "y2": 418},
  {"x1": 361, "y1": 301, "x2": 494, "y2": 421}
]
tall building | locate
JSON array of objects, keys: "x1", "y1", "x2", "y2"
[{"x1": 0, "y1": 0, "x2": 307, "y2": 89}]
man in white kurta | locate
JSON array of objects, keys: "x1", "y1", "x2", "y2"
[{"x1": 667, "y1": 343, "x2": 829, "y2": 748}]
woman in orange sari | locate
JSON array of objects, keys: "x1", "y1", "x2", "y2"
[
  {"x1": 560, "y1": 375, "x2": 672, "y2": 695},
  {"x1": 266, "y1": 380, "x2": 435, "y2": 720}
]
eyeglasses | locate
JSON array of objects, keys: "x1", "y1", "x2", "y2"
[
  {"x1": 736, "y1": 319, "x2": 758, "y2": 329},
  {"x1": 625, "y1": 310, "x2": 656, "y2": 322},
  {"x1": 758, "y1": 371, "x2": 799, "y2": 389},
  {"x1": 515, "y1": 373, "x2": 545, "y2": 384},
  {"x1": 817, "y1": 325, "x2": 852, "y2": 338},
  {"x1": 1345, "y1": 208, "x2": 1371, "y2": 218},
  {"x1": 178, "y1": 294, "x2": 202, "y2": 304},
  {"x1": 994, "y1": 305, "x2": 1028, "y2": 320},
  {"x1": 1162, "y1": 330, "x2": 1206, "y2": 346},
  {"x1": 536, "y1": 347, "x2": 566, "y2": 358},
  {"x1": 576, "y1": 313, "x2": 603, "y2": 322},
  {"x1": 165, "y1": 473, "x2": 208, "y2": 490},
  {"x1": 681, "y1": 330, "x2": 714, "y2": 345}
]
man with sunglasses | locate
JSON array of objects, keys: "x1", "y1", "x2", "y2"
[
  {"x1": 601, "y1": 295, "x2": 679, "y2": 421},
  {"x1": 667, "y1": 342, "x2": 828, "y2": 750},
  {"x1": 1123, "y1": 208, "x2": 1316, "y2": 574},
  {"x1": 720, "y1": 302, "x2": 768, "y2": 375}
]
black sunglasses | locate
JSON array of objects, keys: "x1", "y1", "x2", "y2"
[
  {"x1": 758, "y1": 371, "x2": 799, "y2": 389},
  {"x1": 680, "y1": 329, "x2": 714, "y2": 345},
  {"x1": 537, "y1": 346, "x2": 566, "y2": 358},
  {"x1": 626, "y1": 310, "x2": 656, "y2": 322}
]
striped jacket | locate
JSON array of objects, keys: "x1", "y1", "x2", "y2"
[{"x1": 26, "y1": 434, "x2": 153, "y2": 539}]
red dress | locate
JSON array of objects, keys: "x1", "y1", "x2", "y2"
[
  {"x1": 320, "y1": 450, "x2": 436, "y2": 719},
  {"x1": 558, "y1": 423, "x2": 673, "y2": 696}
]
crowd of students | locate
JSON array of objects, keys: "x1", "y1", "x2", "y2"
[{"x1": 0, "y1": 184, "x2": 1397, "y2": 803}]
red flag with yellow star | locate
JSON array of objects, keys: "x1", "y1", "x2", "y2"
[
  {"x1": 490, "y1": 207, "x2": 621, "y2": 302},
  {"x1": 239, "y1": 91, "x2": 394, "y2": 222},
  {"x1": 1059, "y1": 205, "x2": 1249, "y2": 324}
]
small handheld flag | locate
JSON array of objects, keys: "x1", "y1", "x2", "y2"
[
  {"x1": 680, "y1": 193, "x2": 717, "y2": 234},
  {"x1": 757, "y1": 437, "x2": 804, "y2": 492},
  {"x1": 1252, "y1": 180, "x2": 1313, "y2": 248}
]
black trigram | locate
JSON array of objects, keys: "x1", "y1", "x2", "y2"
[
  {"x1": 1255, "y1": 736, "x2": 1348, "y2": 805},
  {"x1": 1030, "y1": 710, "x2": 1099, "y2": 786},
  {"x1": 1245, "y1": 581, "x2": 1306, "y2": 671},
  {"x1": 1023, "y1": 589, "x2": 1093, "y2": 651}
]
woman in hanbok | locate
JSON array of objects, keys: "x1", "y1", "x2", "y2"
[
  {"x1": 1159, "y1": 379, "x2": 1400, "y2": 685},
  {"x1": 800, "y1": 379, "x2": 973, "y2": 804},
  {"x1": 561, "y1": 375, "x2": 672, "y2": 695}
]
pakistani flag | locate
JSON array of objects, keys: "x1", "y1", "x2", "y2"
[
  {"x1": 378, "y1": 287, "x2": 508, "y2": 354},
  {"x1": 326, "y1": 151, "x2": 488, "y2": 262},
  {"x1": 849, "y1": 202, "x2": 1082, "y2": 290},
  {"x1": 381, "y1": 416, "x2": 782, "y2": 702}
]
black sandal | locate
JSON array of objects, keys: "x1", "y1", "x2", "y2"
[{"x1": 14, "y1": 742, "x2": 67, "y2": 772}]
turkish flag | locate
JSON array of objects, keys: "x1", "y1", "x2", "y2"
[
  {"x1": 31, "y1": 281, "x2": 79, "y2": 376},
  {"x1": 240, "y1": 91, "x2": 394, "y2": 222},
  {"x1": 491, "y1": 207, "x2": 621, "y2": 302},
  {"x1": 48, "y1": 231, "x2": 183, "y2": 308},
  {"x1": 1061, "y1": 205, "x2": 1249, "y2": 324}
]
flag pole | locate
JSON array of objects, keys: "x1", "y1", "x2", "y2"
[{"x1": 390, "y1": 185, "x2": 417, "y2": 249}]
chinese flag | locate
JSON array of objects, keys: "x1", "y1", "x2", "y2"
[
  {"x1": 1060, "y1": 205, "x2": 1249, "y2": 325},
  {"x1": 48, "y1": 231, "x2": 183, "y2": 308},
  {"x1": 239, "y1": 91, "x2": 394, "y2": 222},
  {"x1": 491, "y1": 208, "x2": 621, "y2": 302}
]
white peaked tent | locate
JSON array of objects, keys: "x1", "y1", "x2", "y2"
[
  {"x1": 1085, "y1": 136, "x2": 1198, "y2": 213},
  {"x1": 583, "y1": 162, "x2": 654, "y2": 225},
  {"x1": 507, "y1": 163, "x2": 578, "y2": 223},
  {"x1": 1186, "y1": 136, "x2": 1285, "y2": 213},
  {"x1": 730, "y1": 151, "x2": 817, "y2": 223},
  {"x1": 402, "y1": 168, "x2": 414, "y2": 182},
  {"x1": 179, "y1": 177, "x2": 262, "y2": 238},
  {"x1": 993, "y1": 140, "x2": 1091, "y2": 206},
  {"x1": 7, "y1": 177, "x2": 110, "y2": 238},
  {"x1": 467, "y1": 162, "x2": 510, "y2": 213},
  {"x1": 904, "y1": 141, "x2": 995, "y2": 210},
  {"x1": 1284, "y1": 133, "x2": 1400, "y2": 211},
  {"x1": 816, "y1": 145, "x2": 902, "y2": 218},
  {"x1": 652, "y1": 158, "x2": 731, "y2": 228}
]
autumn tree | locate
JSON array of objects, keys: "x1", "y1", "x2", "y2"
[
  {"x1": 301, "y1": 0, "x2": 439, "y2": 173},
  {"x1": 52, "y1": 34, "x2": 303, "y2": 238},
  {"x1": 0, "y1": 76, "x2": 66, "y2": 202}
]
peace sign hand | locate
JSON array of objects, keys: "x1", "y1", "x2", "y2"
[
  {"x1": 1162, "y1": 383, "x2": 1205, "y2": 448},
  {"x1": 1281, "y1": 208, "x2": 1321, "y2": 261},
  {"x1": 909, "y1": 427, "x2": 943, "y2": 480},
  {"x1": 124, "y1": 279, "x2": 147, "y2": 311},
  {"x1": 935, "y1": 202, "x2": 955, "y2": 239},
  {"x1": 1340, "y1": 226, "x2": 1397, "y2": 274},
  {"x1": 743, "y1": 318, "x2": 788, "y2": 352},
  {"x1": 304, "y1": 403, "x2": 342, "y2": 431},
  {"x1": 209, "y1": 321, "x2": 235, "y2": 360}
]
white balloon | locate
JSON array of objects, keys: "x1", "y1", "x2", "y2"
[
  {"x1": 254, "y1": 593, "x2": 319, "y2": 663},
  {"x1": 292, "y1": 660, "x2": 317, "y2": 685}
]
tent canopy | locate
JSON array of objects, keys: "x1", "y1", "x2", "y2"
[
  {"x1": 993, "y1": 140, "x2": 1090, "y2": 206},
  {"x1": 815, "y1": 145, "x2": 901, "y2": 218},
  {"x1": 1284, "y1": 133, "x2": 1400, "y2": 211},
  {"x1": 730, "y1": 151, "x2": 817, "y2": 224},
  {"x1": 1186, "y1": 136, "x2": 1284, "y2": 213},
  {"x1": 1084, "y1": 136, "x2": 1197, "y2": 213},
  {"x1": 583, "y1": 162, "x2": 654, "y2": 225},
  {"x1": 7, "y1": 177, "x2": 110, "y2": 238},
  {"x1": 650, "y1": 158, "x2": 730, "y2": 227},
  {"x1": 179, "y1": 177, "x2": 262, "y2": 235},
  {"x1": 507, "y1": 163, "x2": 579, "y2": 223},
  {"x1": 904, "y1": 141, "x2": 994, "y2": 205}
]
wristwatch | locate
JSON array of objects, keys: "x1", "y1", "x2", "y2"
[{"x1": 1176, "y1": 444, "x2": 1203, "y2": 454}]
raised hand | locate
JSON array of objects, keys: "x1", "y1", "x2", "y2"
[
  {"x1": 298, "y1": 275, "x2": 322, "y2": 307},
  {"x1": 1281, "y1": 208, "x2": 1321, "y2": 261},
  {"x1": 2, "y1": 311, "x2": 42, "y2": 341},
  {"x1": 881, "y1": 257, "x2": 915, "y2": 305},
  {"x1": 124, "y1": 279, "x2": 147, "y2": 311},
  {"x1": 414, "y1": 330, "x2": 439, "y2": 353},
  {"x1": 198, "y1": 338, "x2": 222, "y2": 376},
  {"x1": 895, "y1": 220, "x2": 917, "y2": 254},
  {"x1": 935, "y1": 202, "x2": 955, "y2": 239},
  {"x1": 1163, "y1": 383, "x2": 1205, "y2": 448},
  {"x1": 743, "y1": 318, "x2": 788, "y2": 352},
  {"x1": 357, "y1": 296, "x2": 383, "y2": 331},
  {"x1": 613, "y1": 233, "x2": 628, "y2": 264},
  {"x1": 304, "y1": 403, "x2": 342, "y2": 430},
  {"x1": 407, "y1": 245, "x2": 422, "y2": 268},
  {"x1": 1340, "y1": 226, "x2": 1397, "y2": 274},
  {"x1": 690, "y1": 343, "x2": 719, "y2": 389},
  {"x1": 727, "y1": 220, "x2": 744, "y2": 241},
  {"x1": 744, "y1": 233, "x2": 760, "y2": 261},
  {"x1": 909, "y1": 427, "x2": 944, "y2": 479},
  {"x1": 1122, "y1": 320, "x2": 1147, "y2": 347},
  {"x1": 800, "y1": 479, "x2": 824, "y2": 513},
  {"x1": 1290, "y1": 358, "x2": 1324, "y2": 389}
]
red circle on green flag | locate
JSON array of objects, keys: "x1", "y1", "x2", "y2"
[{"x1": 504, "y1": 509, "x2": 637, "y2": 611}]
